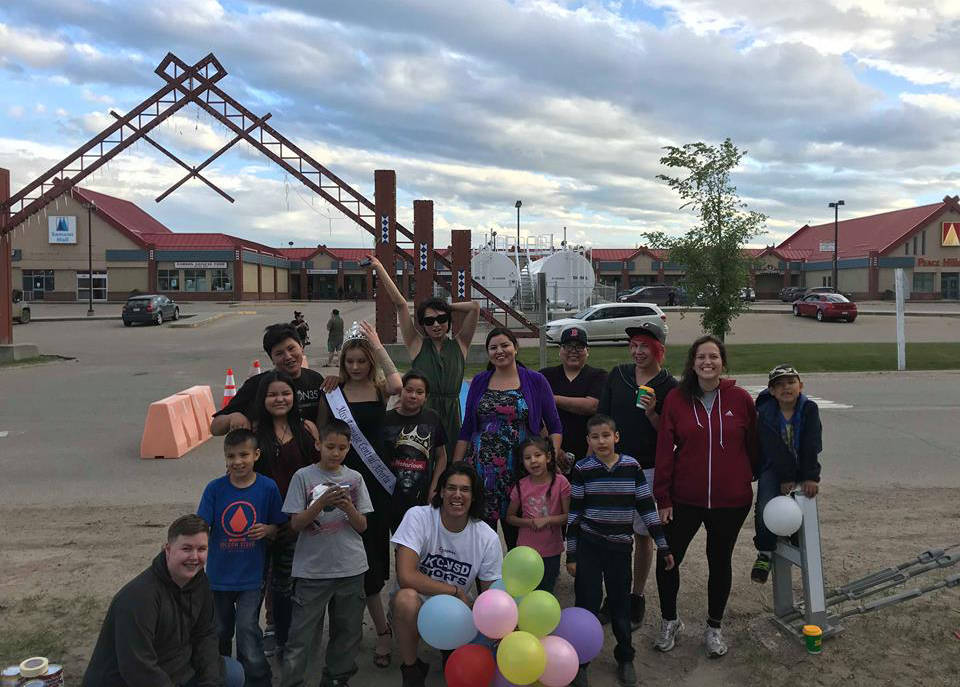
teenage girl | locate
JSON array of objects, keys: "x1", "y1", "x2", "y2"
[{"x1": 505, "y1": 437, "x2": 571, "y2": 593}]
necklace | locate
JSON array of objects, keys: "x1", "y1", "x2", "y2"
[{"x1": 275, "y1": 423, "x2": 290, "y2": 444}]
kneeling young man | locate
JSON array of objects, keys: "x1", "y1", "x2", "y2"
[{"x1": 390, "y1": 462, "x2": 503, "y2": 687}]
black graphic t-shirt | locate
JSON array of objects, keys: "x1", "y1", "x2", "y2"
[
  {"x1": 214, "y1": 368, "x2": 331, "y2": 427},
  {"x1": 382, "y1": 408, "x2": 447, "y2": 529}
]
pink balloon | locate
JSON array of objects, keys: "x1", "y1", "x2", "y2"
[
  {"x1": 473, "y1": 589, "x2": 519, "y2": 639},
  {"x1": 538, "y1": 636, "x2": 579, "y2": 687}
]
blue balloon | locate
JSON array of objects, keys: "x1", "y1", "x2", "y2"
[
  {"x1": 417, "y1": 594, "x2": 476, "y2": 650},
  {"x1": 470, "y1": 630, "x2": 498, "y2": 649}
]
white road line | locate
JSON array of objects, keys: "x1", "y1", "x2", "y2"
[
  {"x1": 742, "y1": 386, "x2": 854, "y2": 410},
  {"x1": 0, "y1": 431, "x2": 8, "y2": 438}
]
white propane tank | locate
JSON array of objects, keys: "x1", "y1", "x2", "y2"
[
  {"x1": 471, "y1": 249, "x2": 520, "y2": 303},
  {"x1": 527, "y1": 249, "x2": 595, "y2": 309}
]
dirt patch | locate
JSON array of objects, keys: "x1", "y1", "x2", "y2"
[{"x1": 1, "y1": 491, "x2": 957, "y2": 686}]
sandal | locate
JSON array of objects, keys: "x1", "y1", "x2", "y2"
[{"x1": 374, "y1": 623, "x2": 393, "y2": 668}]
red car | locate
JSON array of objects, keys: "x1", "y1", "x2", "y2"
[{"x1": 792, "y1": 293, "x2": 857, "y2": 322}]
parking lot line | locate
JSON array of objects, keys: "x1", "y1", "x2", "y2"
[{"x1": 742, "y1": 386, "x2": 854, "y2": 410}]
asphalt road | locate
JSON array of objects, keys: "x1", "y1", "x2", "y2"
[{"x1": 3, "y1": 302, "x2": 959, "y2": 506}]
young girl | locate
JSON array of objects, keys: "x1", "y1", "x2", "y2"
[{"x1": 505, "y1": 437, "x2": 571, "y2": 593}]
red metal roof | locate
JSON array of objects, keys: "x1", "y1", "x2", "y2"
[
  {"x1": 72, "y1": 186, "x2": 172, "y2": 247},
  {"x1": 277, "y1": 247, "x2": 322, "y2": 260},
  {"x1": 143, "y1": 232, "x2": 284, "y2": 256},
  {"x1": 590, "y1": 248, "x2": 643, "y2": 261}
]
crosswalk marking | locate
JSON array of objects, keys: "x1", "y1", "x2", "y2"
[{"x1": 743, "y1": 386, "x2": 853, "y2": 410}]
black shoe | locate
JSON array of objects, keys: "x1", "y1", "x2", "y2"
[
  {"x1": 400, "y1": 660, "x2": 427, "y2": 687},
  {"x1": 629, "y1": 593, "x2": 645, "y2": 629},
  {"x1": 616, "y1": 660, "x2": 637, "y2": 686},
  {"x1": 751, "y1": 553, "x2": 771, "y2": 583},
  {"x1": 597, "y1": 597, "x2": 611, "y2": 625}
]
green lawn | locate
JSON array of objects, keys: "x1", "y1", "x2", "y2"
[{"x1": 460, "y1": 342, "x2": 960, "y2": 378}]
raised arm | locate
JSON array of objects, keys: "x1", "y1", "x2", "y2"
[
  {"x1": 452, "y1": 300, "x2": 481, "y2": 356},
  {"x1": 360, "y1": 320, "x2": 403, "y2": 396},
  {"x1": 369, "y1": 254, "x2": 422, "y2": 351}
]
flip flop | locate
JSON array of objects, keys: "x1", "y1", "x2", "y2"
[{"x1": 374, "y1": 623, "x2": 393, "y2": 668}]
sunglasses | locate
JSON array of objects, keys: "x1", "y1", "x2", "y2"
[{"x1": 420, "y1": 314, "x2": 450, "y2": 326}]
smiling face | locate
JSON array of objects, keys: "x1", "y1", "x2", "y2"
[
  {"x1": 693, "y1": 341, "x2": 724, "y2": 385},
  {"x1": 559, "y1": 342, "x2": 587, "y2": 371},
  {"x1": 269, "y1": 337, "x2": 304, "y2": 378},
  {"x1": 343, "y1": 346, "x2": 372, "y2": 382},
  {"x1": 487, "y1": 334, "x2": 517, "y2": 369},
  {"x1": 441, "y1": 473, "x2": 473, "y2": 519},
  {"x1": 522, "y1": 444, "x2": 551, "y2": 477},
  {"x1": 224, "y1": 439, "x2": 260, "y2": 481},
  {"x1": 420, "y1": 306, "x2": 451, "y2": 341},
  {"x1": 164, "y1": 533, "x2": 208, "y2": 587},
  {"x1": 399, "y1": 378, "x2": 428, "y2": 414},
  {"x1": 265, "y1": 380, "x2": 294, "y2": 418},
  {"x1": 629, "y1": 336, "x2": 658, "y2": 370}
]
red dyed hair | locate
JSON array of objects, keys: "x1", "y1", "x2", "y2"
[{"x1": 630, "y1": 335, "x2": 665, "y2": 364}]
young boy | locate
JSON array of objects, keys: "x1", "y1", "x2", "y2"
[
  {"x1": 197, "y1": 429, "x2": 287, "y2": 687},
  {"x1": 382, "y1": 371, "x2": 448, "y2": 532},
  {"x1": 567, "y1": 415, "x2": 674, "y2": 687},
  {"x1": 280, "y1": 419, "x2": 373, "y2": 687},
  {"x1": 751, "y1": 364, "x2": 823, "y2": 582}
]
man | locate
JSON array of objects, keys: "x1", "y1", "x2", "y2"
[
  {"x1": 596, "y1": 321, "x2": 677, "y2": 631},
  {"x1": 539, "y1": 327, "x2": 607, "y2": 466},
  {"x1": 211, "y1": 323, "x2": 331, "y2": 435},
  {"x1": 82, "y1": 515, "x2": 244, "y2": 687},
  {"x1": 326, "y1": 308, "x2": 344, "y2": 367}
]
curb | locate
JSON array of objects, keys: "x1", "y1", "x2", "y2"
[
  {"x1": 662, "y1": 306, "x2": 960, "y2": 318},
  {"x1": 169, "y1": 311, "x2": 257, "y2": 328}
]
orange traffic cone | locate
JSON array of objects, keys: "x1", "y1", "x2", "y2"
[
  {"x1": 249, "y1": 360, "x2": 262, "y2": 378},
  {"x1": 222, "y1": 368, "x2": 237, "y2": 409}
]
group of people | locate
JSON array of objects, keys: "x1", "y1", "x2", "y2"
[{"x1": 82, "y1": 257, "x2": 823, "y2": 687}]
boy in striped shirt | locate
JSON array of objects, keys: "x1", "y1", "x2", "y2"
[{"x1": 566, "y1": 414, "x2": 674, "y2": 687}]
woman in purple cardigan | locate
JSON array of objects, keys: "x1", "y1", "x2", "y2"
[{"x1": 453, "y1": 327, "x2": 563, "y2": 549}]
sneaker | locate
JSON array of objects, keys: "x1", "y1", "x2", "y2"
[
  {"x1": 616, "y1": 661, "x2": 637, "y2": 686},
  {"x1": 400, "y1": 660, "x2": 428, "y2": 687},
  {"x1": 263, "y1": 625, "x2": 277, "y2": 657},
  {"x1": 704, "y1": 626, "x2": 728, "y2": 658},
  {"x1": 751, "y1": 553, "x2": 771, "y2": 583},
  {"x1": 597, "y1": 597, "x2": 611, "y2": 625},
  {"x1": 629, "y1": 593, "x2": 645, "y2": 629},
  {"x1": 654, "y1": 618, "x2": 684, "y2": 652},
  {"x1": 570, "y1": 665, "x2": 589, "y2": 687}
]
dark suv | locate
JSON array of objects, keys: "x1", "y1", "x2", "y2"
[
  {"x1": 122, "y1": 294, "x2": 180, "y2": 326},
  {"x1": 618, "y1": 284, "x2": 686, "y2": 306}
]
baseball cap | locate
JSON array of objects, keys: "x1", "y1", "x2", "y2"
[
  {"x1": 625, "y1": 321, "x2": 666, "y2": 344},
  {"x1": 560, "y1": 327, "x2": 589, "y2": 346},
  {"x1": 768, "y1": 364, "x2": 801, "y2": 384}
]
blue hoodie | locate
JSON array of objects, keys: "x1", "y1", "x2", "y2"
[{"x1": 755, "y1": 389, "x2": 822, "y2": 483}]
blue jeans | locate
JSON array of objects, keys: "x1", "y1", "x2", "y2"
[
  {"x1": 538, "y1": 555, "x2": 561, "y2": 593},
  {"x1": 213, "y1": 589, "x2": 270, "y2": 687},
  {"x1": 574, "y1": 537, "x2": 633, "y2": 663},
  {"x1": 184, "y1": 656, "x2": 244, "y2": 687},
  {"x1": 753, "y1": 467, "x2": 781, "y2": 553}
]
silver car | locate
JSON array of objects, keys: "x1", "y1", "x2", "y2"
[{"x1": 545, "y1": 302, "x2": 668, "y2": 343}]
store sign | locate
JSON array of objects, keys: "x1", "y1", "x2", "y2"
[
  {"x1": 943, "y1": 222, "x2": 960, "y2": 247},
  {"x1": 48, "y1": 216, "x2": 77, "y2": 244},
  {"x1": 307, "y1": 269, "x2": 338, "y2": 275},
  {"x1": 174, "y1": 261, "x2": 227, "y2": 269},
  {"x1": 918, "y1": 257, "x2": 960, "y2": 267},
  {"x1": 819, "y1": 241, "x2": 835, "y2": 252}
]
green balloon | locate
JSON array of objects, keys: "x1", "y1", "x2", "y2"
[
  {"x1": 517, "y1": 590, "x2": 562, "y2": 637},
  {"x1": 502, "y1": 546, "x2": 544, "y2": 597}
]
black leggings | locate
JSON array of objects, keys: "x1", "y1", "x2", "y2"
[{"x1": 655, "y1": 502, "x2": 750, "y2": 627}]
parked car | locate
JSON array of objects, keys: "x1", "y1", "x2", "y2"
[
  {"x1": 800, "y1": 286, "x2": 855, "y2": 301},
  {"x1": 545, "y1": 302, "x2": 668, "y2": 342},
  {"x1": 779, "y1": 286, "x2": 804, "y2": 302},
  {"x1": 792, "y1": 293, "x2": 857, "y2": 322},
  {"x1": 618, "y1": 284, "x2": 687, "y2": 306},
  {"x1": 740, "y1": 287, "x2": 756, "y2": 302},
  {"x1": 11, "y1": 289, "x2": 30, "y2": 323},
  {"x1": 122, "y1": 294, "x2": 180, "y2": 326}
]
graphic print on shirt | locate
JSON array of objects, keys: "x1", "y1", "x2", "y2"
[
  {"x1": 419, "y1": 545, "x2": 474, "y2": 587},
  {"x1": 524, "y1": 493, "x2": 549, "y2": 518},
  {"x1": 392, "y1": 423, "x2": 432, "y2": 496},
  {"x1": 220, "y1": 500, "x2": 258, "y2": 552}
]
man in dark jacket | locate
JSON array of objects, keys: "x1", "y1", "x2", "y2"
[
  {"x1": 750, "y1": 364, "x2": 822, "y2": 583},
  {"x1": 82, "y1": 515, "x2": 244, "y2": 687}
]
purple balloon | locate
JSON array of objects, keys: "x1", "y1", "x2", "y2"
[
  {"x1": 551, "y1": 607, "x2": 603, "y2": 664},
  {"x1": 490, "y1": 666, "x2": 523, "y2": 687}
]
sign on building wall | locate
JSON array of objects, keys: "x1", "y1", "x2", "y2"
[
  {"x1": 943, "y1": 222, "x2": 960, "y2": 247},
  {"x1": 174, "y1": 261, "x2": 228, "y2": 269},
  {"x1": 819, "y1": 241, "x2": 835, "y2": 252},
  {"x1": 48, "y1": 216, "x2": 77, "y2": 244}
]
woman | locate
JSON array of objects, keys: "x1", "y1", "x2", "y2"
[
  {"x1": 331, "y1": 320, "x2": 403, "y2": 668},
  {"x1": 453, "y1": 327, "x2": 563, "y2": 550},
  {"x1": 653, "y1": 335, "x2": 758, "y2": 659},
  {"x1": 251, "y1": 371, "x2": 320, "y2": 656},
  {"x1": 369, "y1": 254, "x2": 480, "y2": 457}
]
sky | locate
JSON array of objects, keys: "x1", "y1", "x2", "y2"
[{"x1": 2, "y1": 0, "x2": 960, "y2": 252}]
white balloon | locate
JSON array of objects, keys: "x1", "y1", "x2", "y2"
[{"x1": 763, "y1": 495, "x2": 803, "y2": 536}]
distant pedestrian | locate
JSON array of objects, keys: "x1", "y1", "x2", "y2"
[{"x1": 327, "y1": 309, "x2": 344, "y2": 366}]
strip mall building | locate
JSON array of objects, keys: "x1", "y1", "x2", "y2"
[{"x1": 11, "y1": 188, "x2": 960, "y2": 302}]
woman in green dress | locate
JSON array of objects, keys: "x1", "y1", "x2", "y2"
[{"x1": 369, "y1": 255, "x2": 480, "y2": 457}]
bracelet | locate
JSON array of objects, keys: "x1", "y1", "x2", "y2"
[{"x1": 373, "y1": 346, "x2": 399, "y2": 377}]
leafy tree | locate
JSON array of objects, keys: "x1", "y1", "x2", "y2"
[{"x1": 644, "y1": 138, "x2": 766, "y2": 340}]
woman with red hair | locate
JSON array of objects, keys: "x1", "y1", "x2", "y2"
[{"x1": 595, "y1": 321, "x2": 677, "y2": 629}]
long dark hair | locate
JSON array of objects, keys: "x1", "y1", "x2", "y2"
[
  {"x1": 513, "y1": 436, "x2": 558, "y2": 500},
  {"x1": 253, "y1": 371, "x2": 316, "y2": 472},
  {"x1": 485, "y1": 327, "x2": 523, "y2": 371},
  {"x1": 679, "y1": 334, "x2": 727, "y2": 399},
  {"x1": 431, "y1": 462, "x2": 485, "y2": 519}
]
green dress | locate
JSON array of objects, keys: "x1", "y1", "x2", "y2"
[{"x1": 411, "y1": 337, "x2": 465, "y2": 458}]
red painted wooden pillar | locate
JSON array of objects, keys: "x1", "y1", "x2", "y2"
[
  {"x1": 450, "y1": 229, "x2": 472, "y2": 332},
  {"x1": 375, "y1": 170, "x2": 398, "y2": 343},
  {"x1": 0, "y1": 168, "x2": 11, "y2": 344},
  {"x1": 414, "y1": 200, "x2": 434, "y2": 306}
]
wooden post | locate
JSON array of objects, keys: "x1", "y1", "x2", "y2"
[
  {"x1": 414, "y1": 200, "x2": 434, "y2": 306},
  {"x1": 147, "y1": 246, "x2": 158, "y2": 293},
  {"x1": 0, "y1": 169, "x2": 13, "y2": 345},
  {"x1": 450, "y1": 229, "x2": 471, "y2": 333},
  {"x1": 375, "y1": 170, "x2": 397, "y2": 343},
  {"x1": 233, "y1": 247, "x2": 243, "y2": 301}
]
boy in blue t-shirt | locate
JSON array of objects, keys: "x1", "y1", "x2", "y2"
[{"x1": 197, "y1": 428, "x2": 287, "y2": 687}]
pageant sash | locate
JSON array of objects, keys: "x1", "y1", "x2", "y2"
[{"x1": 325, "y1": 387, "x2": 396, "y2": 494}]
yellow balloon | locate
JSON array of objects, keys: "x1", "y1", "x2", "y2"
[
  {"x1": 497, "y1": 630, "x2": 547, "y2": 685},
  {"x1": 502, "y1": 546, "x2": 544, "y2": 597},
  {"x1": 517, "y1": 590, "x2": 562, "y2": 637}
]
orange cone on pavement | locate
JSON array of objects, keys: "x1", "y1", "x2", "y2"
[
  {"x1": 222, "y1": 368, "x2": 237, "y2": 409},
  {"x1": 249, "y1": 360, "x2": 262, "y2": 378}
]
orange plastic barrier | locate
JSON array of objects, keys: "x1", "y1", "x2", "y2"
[
  {"x1": 176, "y1": 385, "x2": 216, "y2": 443},
  {"x1": 141, "y1": 392, "x2": 205, "y2": 459}
]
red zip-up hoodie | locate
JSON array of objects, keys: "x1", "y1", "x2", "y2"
[{"x1": 654, "y1": 379, "x2": 758, "y2": 510}]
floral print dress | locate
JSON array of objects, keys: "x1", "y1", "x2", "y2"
[{"x1": 466, "y1": 388, "x2": 529, "y2": 522}]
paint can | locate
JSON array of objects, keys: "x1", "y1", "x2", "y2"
[
  {"x1": 803, "y1": 624, "x2": 823, "y2": 654},
  {"x1": 1, "y1": 666, "x2": 20, "y2": 687}
]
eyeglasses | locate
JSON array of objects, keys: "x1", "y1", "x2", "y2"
[
  {"x1": 562, "y1": 344, "x2": 586, "y2": 352},
  {"x1": 420, "y1": 314, "x2": 450, "y2": 326}
]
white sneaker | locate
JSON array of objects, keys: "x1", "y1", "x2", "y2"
[
  {"x1": 704, "y1": 626, "x2": 728, "y2": 658},
  {"x1": 654, "y1": 618, "x2": 683, "y2": 652}
]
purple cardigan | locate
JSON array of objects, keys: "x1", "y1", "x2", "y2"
[{"x1": 458, "y1": 366, "x2": 563, "y2": 441}]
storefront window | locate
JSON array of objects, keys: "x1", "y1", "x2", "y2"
[
  {"x1": 183, "y1": 269, "x2": 209, "y2": 292},
  {"x1": 212, "y1": 269, "x2": 232, "y2": 292},
  {"x1": 22, "y1": 270, "x2": 55, "y2": 300},
  {"x1": 912, "y1": 272, "x2": 934, "y2": 292},
  {"x1": 158, "y1": 269, "x2": 179, "y2": 291}
]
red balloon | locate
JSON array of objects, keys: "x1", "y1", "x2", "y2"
[{"x1": 444, "y1": 644, "x2": 497, "y2": 687}]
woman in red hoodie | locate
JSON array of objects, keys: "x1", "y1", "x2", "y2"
[{"x1": 652, "y1": 334, "x2": 757, "y2": 659}]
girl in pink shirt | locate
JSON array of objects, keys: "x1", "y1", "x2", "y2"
[{"x1": 505, "y1": 437, "x2": 571, "y2": 592}]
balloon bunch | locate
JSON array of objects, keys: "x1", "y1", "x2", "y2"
[{"x1": 416, "y1": 546, "x2": 603, "y2": 687}]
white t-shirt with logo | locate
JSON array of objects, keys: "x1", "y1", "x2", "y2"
[{"x1": 391, "y1": 505, "x2": 503, "y2": 593}]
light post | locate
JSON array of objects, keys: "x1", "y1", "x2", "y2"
[
  {"x1": 515, "y1": 200, "x2": 522, "y2": 250},
  {"x1": 84, "y1": 201, "x2": 96, "y2": 315},
  {"x1": 828, "y1": 200, "x2": 844, "y2": 290}
]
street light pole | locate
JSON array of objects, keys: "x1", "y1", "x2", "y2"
[
  {"x1": 85, "y1": 201, "x2": 96, "y2": 315},
  {"x1": 828, "y1": 200, "x2": 844, "y2": 290},
  {"x1": 515, "y1": 200, "x2": 522, "y2": 250}
]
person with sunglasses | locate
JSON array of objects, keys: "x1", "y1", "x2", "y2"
[{"x1": 369, "y1": 255, "x2": 480, "y2": 457}]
